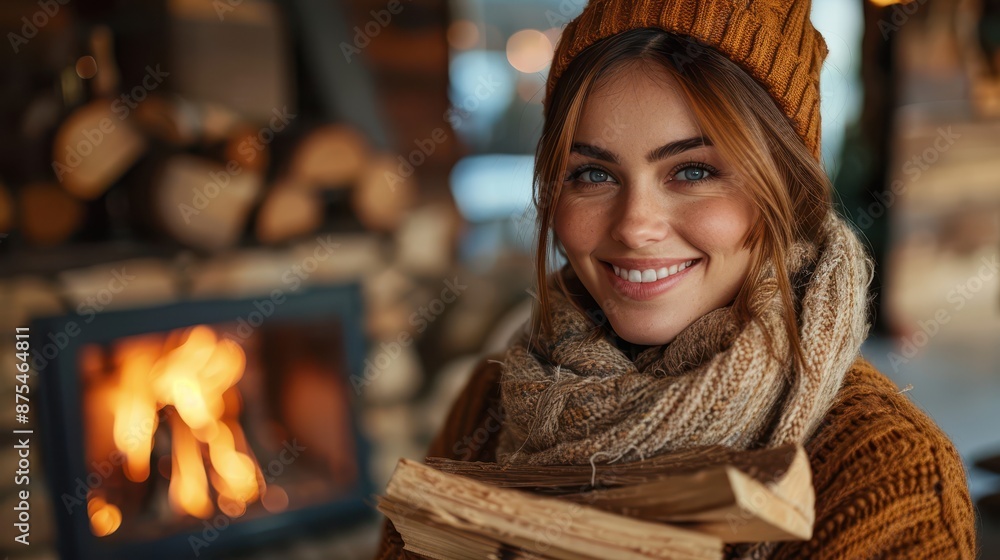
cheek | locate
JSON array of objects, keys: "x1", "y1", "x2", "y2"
[
  {"x1": 683, "y1": 198, "x2": 754, "y2": 255},
  {"x1": 554, "y1": 198, "x2": 605, "y2": 253}
]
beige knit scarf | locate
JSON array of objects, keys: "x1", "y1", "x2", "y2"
[{"x1": 495, "y1": 212, "x2": 873, "y2": 468}]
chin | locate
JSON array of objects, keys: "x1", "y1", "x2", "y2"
[{"x1": 607, "y1": 316, "x2": 683, "y2": 346}]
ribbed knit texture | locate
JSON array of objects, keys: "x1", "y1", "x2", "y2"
[
  {"x1": 492, "y1": 212, "x2": 871, "y2": 467},
  {"x1": 373, "y1": 356, "x2": 977, "y2": 559},
  {"x1": 545, "y1": 0, "x2": 829, "y2": 160}
]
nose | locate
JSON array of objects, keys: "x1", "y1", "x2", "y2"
[{"x1": 610, "y1": 182, "x2": 671, "y2": 249}]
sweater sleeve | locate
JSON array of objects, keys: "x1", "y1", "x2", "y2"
[
  {"x1": 372, "y1": 355, "x2": 505, "y2": 560},
  {"x1": 771, "y1": 359, "x2": 977, "y2": 560}
]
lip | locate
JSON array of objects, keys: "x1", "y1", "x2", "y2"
[
  {"x1": 600, "y1": 258, "x2": 701, "y2": 301},
  {"x1": 602, "y1": 257, "x2": 699, "y2": 270}
]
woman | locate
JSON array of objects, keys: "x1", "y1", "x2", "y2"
[{"x1": 376, "y1": 0, "x2": 977, "y2": 557}]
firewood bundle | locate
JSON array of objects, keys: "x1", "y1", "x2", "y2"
[
  {"x1": 379, "y1": 444, "x2": 815, "y2": 560},
  {"x1": 35, "y1": 98, "x2": 416, "y2": 251},
  {"x1": 4, "y1": 23, "x2": 418, "y2": 252}
]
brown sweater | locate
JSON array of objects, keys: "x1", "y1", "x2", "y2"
[{"x1": 373, "y1": 355, "x2": 977, "y2": 559}]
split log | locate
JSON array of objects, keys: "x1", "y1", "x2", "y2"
[
  {"x1": 133, "y1": 95, "x2": 243, "y2": 146},
  {"x1": 422, "y1": 443, "x2": 815, "y2": 544},
  {"x1": 132, "y1": 94, "x2": 201, "y2": 146},
  {"x1": 357, "y1": 342, "x2": 423, "y2": 404},
  {"x1": 286, "y1": 124, "x2": 369, "y2": 188},
  {"x1": 199, "y1": 102, "x2": 244, "y2": 143},
  {"x1": 254, "y1": 181, "x2": 323, "y2": 244},
  {"x1": 18, "y1": 182, "x2": 85, "y2": 246},
  {"x1": 287, "y1": 234, "x2": 386, "y2": 283},
  {"x1": 52, "y1": 100, "x2": 147, "y2": 200},
  {"x1": 186, "y1": 250, "x2": 302, "y2": 298},
  {"x1": 1, "y1": 276, "x2": 65, "y2": 329},
  {"x1": 395, "y1": 201, "x2": 460, "y2": 277},
  {"x1": 58, "y1": 258, "x2": 178, "y2": 311},
  {"x1": 152, "y1": 155, "x2": 262, "y2": 251},
  {"x1": 380, "y1": 459, "x2": 724, "y2": 560},
  {"x1": 225, "y1": 125, "x2": 270, "y2": 174},
  {"x1": 362, "y1": 404, "x2": 417, "y2": 444},
  {"x1": 364, "y1": 266, "x2": 418, "y2": 339},
  {"x1": 352, "y1": 154, "x2": 415, "y2": 232}
]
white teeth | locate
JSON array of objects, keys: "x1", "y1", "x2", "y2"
[{"x1": 612, "y1": 259, "x2": 698, "y2": 283}]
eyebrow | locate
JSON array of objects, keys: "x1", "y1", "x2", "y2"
[{"x1": 570, "y1": 136, "x2": 712, "y2": 164}]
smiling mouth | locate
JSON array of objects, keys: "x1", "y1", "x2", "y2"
[{"x1": 604, "y1": 259, "x2": 702, "y2": 284}]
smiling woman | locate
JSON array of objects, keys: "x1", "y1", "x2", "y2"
[
  {"x1": 375, "y1": 1, "x2": 977, "y2": 559},
  {"x1": 554, "y1": 60, "x2": 757, "y2": 345},
  {"x1": 533, "y1": 28, "x2": 834, "y2": 373}
]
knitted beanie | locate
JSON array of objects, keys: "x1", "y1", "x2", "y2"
[{"x1": 545, "y1": 0, "x2": 829, "y2": 160}]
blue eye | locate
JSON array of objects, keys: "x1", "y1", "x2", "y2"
[
  {"x1": 581, "y1": 169, "x2": 611, "y2": 183},
  {"x1": 566, "y1": 165, "x2": 616, "y2": 185},
  {"x1": 673, "y1": 165, "x2": 713, "y2": 182}
]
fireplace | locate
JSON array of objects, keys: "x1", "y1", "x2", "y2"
[{"x1": 35, "y1": 284, "x2": 374, "y2": 560}]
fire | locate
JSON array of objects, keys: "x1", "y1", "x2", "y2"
[
  {"x1": 111, "y1": 340, "x2": 159, "y2": 483},
  {"x1": 88, "y1": 494, "x2": 122, "y2": 536},
  {"x1": 206, "y1": 421, "x2": 259, "y2": 504},
  {"x1": 86, "y1": 325, "x2": 263, "y2": 535},
  {"x1": 168, "y1": 414, "x2": 215, "y2": 519}
]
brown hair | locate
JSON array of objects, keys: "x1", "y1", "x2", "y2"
[{"x1": 532, "y1": 28, "x2": 833, "y2": 373}]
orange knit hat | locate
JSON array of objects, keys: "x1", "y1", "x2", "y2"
[{"x1": 545, "y1": 0, "x2": 829, "y2": 160}]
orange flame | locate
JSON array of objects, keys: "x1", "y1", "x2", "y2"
[
  {"x1": 112, "y1": 341, "x2": 159, "y2": 482},
  {"x1": 88, "y1": 494, "x2": 122, "y2": 536},
  {"x1": 167, "y1": 414, "x2": 214, "y2": 519},
  {"x1": 90, "y1": 325, "x2": 265, "y2": 533}
]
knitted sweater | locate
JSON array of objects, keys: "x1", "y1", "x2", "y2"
[{"x1": 373, "y1": 355, "x2": 977, "y2": 559}]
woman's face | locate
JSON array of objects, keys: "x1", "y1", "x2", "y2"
[{"x1": 554, "y1": 62, "x2": 756, "y2": 345}]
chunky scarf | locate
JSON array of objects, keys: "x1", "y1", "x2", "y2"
[{"x1": 495, "y1": 212, "x2": 873, "y2": 468}]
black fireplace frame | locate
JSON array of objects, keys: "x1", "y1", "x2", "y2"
[{"x1": 35, "y1": 283, "x2": 375, "y2": 560}]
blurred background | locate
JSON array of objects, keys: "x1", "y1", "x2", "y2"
[{"x1": 0, "y1": 0, "x2": 998, "y2": 558}]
